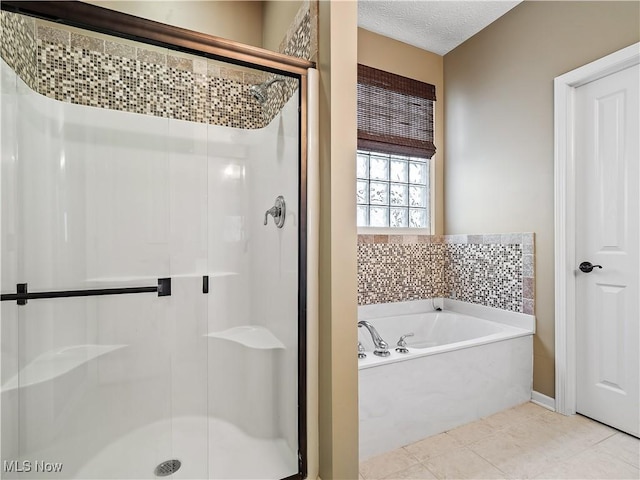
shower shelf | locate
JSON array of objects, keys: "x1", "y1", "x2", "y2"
[
  {"x1": 205, "y1": 326, "x2": 285, "y2": 350},
  {"x1": 1, "y1": 344, "x2": 127, "y2": 393}
]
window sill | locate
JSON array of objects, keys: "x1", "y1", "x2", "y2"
[{"x1": 357, "y1": 227, "x2": 431, "y2": 236}]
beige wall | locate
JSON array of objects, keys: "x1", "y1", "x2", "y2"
[
  {"x1": 87, "y1": 1, "x2": 264, "y2": 47},
  {"x1": 443, "y1": 1, "x2": 640, "y2": 397},
  {"x1": 318, "y1": 2, "x2": 359, "y2": 479},
  {"x1": 89, "y1": 1, "x2": 307, "y2": 56},
  {"x1": 357, "y1": 29, "x2": 445, "y2": 234},
  {"x1": 262, "y1": 1, "x2": 303, "y2": 53}
]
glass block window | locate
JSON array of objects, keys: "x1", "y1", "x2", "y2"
[{"x1": 357, "y1": 150, "x2": 429, "y2": 229}]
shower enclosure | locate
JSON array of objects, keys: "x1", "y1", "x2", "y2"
[{"x1": 1, "y1": 3, "x2": 310, "y2": 479}]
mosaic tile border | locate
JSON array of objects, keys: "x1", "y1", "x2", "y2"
[
  {"x1": 1, "y1": 5, "x2": 316, "y2": 129},
  {"x1": 279, "y1": 0, "x2": 318, "y2": 63},
  {"x1": 0, "y1": 10, "x2": 37, "y2": 90},
  {"x1": 263, "y1": 1, "x2": 316, "y2": 124},
  {"x1": 357, "y1": 233, "x2": 535, "y2": 314}
]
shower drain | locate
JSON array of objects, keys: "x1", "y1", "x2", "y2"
[{"x1": 154, "y1": 459, "x2": 181, "y2": 477}]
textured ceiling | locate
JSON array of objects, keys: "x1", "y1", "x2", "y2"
[{"x1": 358, "y1": 1, "x2": 522, "y2": 56}]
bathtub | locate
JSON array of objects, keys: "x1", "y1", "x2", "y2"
[{"x1": 358, "y1": 299, "x2": 534, "y2": 460}]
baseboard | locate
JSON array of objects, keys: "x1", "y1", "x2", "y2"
[{"x1": 531, "y1": 391, "x2": 555, "y2": 411}]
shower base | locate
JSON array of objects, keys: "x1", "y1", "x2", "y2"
[{"x1": 69, "y1": 416, "x2": 297, "y2": 479}]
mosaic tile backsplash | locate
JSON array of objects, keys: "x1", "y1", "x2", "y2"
[
  {"x1": 0, "y1": 3, "x2": 315, "y2": 129},
  {"x1": 358, "y1": 233, "x2": 535, "y2": 314}
]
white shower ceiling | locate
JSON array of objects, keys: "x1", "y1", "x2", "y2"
[{"x1": 358, "y1": 0, "x2": 522, "y2": 56}]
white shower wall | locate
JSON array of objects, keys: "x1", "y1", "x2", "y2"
[{"x1": 0, "y1": 58, "x2": 300, "y2": 479}]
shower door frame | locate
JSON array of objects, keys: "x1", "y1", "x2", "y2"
[{"x1": 0, "y1": 2, "x2": 313, "y2": 479}]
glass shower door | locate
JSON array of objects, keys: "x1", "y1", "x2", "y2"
[
  {"x1": 204, "y1": 74, "x2": 301, "y2": 480},
  {"x1": 1, "y1": 51, "x2": 21, "y2": 479},
  {"x1": 1, "y1": 9, "x2": 303, "y2": 479},
  {"x1": 1, "y1": 54, "x2": 210, "y2": 478}
]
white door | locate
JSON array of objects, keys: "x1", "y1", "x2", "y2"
[{"x1": 575, "y1": 63, "x2": 639, "y2": 437}]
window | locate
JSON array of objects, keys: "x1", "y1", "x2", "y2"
[
  {"x1": 357, "y1": 64, "x2": 436, "y2": 230},
  {"x1": 357, "y1": 151, "x2": 429, "y2": 228}
]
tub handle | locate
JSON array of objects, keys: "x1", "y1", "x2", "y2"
[
  {"x1": 396, "y1": 333, "x2": 414, "y2": 354},
  {"x1": 357, "y1": 341, "x2": 367, "y2": 359}
]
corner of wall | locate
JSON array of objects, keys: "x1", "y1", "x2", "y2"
[{"x1": 318, "y1": 1, "x2": 359, "y2": 479}]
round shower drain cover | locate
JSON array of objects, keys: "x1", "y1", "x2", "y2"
[{"x1": 154, "y1": 459, "x2": 181, "y2": 477}]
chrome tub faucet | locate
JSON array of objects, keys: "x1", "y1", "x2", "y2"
[{"x1": 358, "y1": 320, "x2": 390, "y2": 357}]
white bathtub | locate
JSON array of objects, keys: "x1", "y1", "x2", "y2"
[{"x1": 358, "y1": 299, "x2": 534, "y2": 460}]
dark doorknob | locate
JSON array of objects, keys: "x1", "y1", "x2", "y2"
[{"x1": 579, "y1": 261, "x2": 603, "y2": 273}]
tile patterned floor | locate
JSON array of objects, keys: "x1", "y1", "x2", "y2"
[{"x1": 359, "y1": 402, "x2": 640, "y2": 480}]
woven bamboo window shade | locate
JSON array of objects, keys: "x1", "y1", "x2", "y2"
[{"x1": 357, "y1": 64, "x2": 436, "y2": 158}]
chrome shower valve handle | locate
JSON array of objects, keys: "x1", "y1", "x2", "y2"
[
  {"x1": 264, "y1": 196, "x2": 286, "y2": 228},
  {"x1": 263, "y1": 206, "x2": 280, "y2": 224}
]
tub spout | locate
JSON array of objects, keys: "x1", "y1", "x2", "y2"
[{"x1": 358, "y1": 320, "x2": 390, "y2": 357}]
